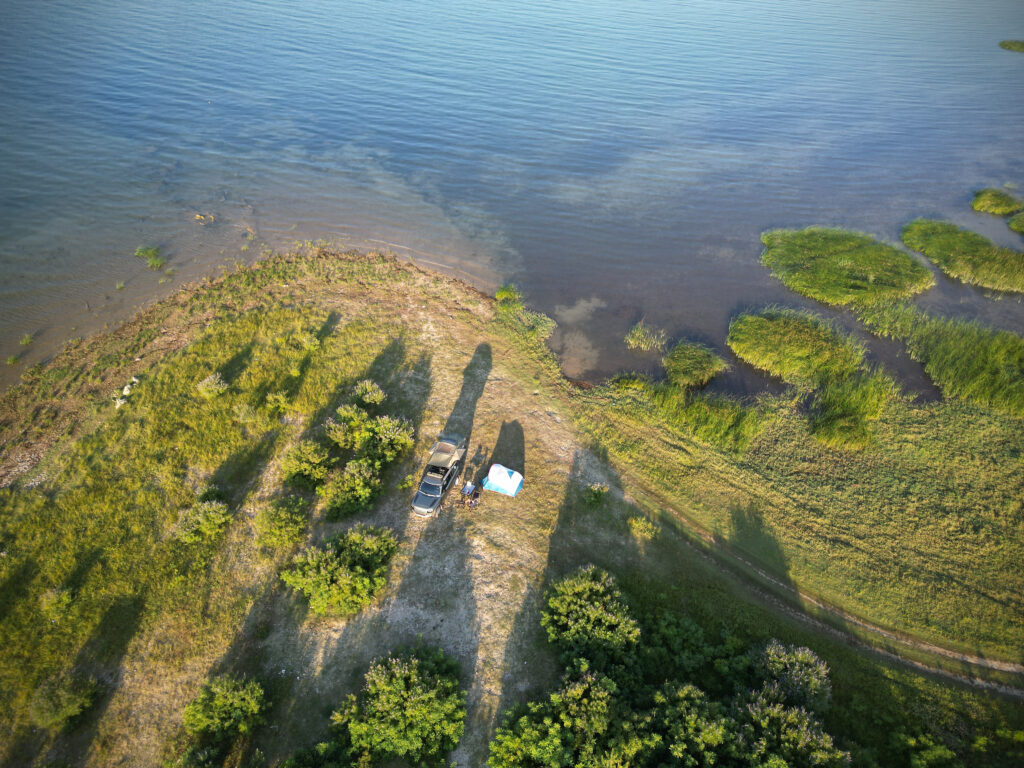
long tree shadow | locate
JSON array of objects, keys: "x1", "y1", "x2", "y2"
[
  {"x1": 473, "y1": 419, "x2": 525, "y2": 489},
  {"x1": 44, "y1": 594, "x2": 148, "y2": 765},
  {"x1": 442, "y1": 343, "x2": 492, "y2": 448}
]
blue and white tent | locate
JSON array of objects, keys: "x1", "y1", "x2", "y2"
[{"x1": 481, "y1": 464, "x2": 523, "y2": 497}]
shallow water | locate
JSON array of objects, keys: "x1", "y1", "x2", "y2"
[{"x1": 2, "y1": 0, "x2": 1023, "y2": 394}]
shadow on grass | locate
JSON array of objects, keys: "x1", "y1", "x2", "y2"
[
  {"x1": 195, "y1": 337, "x2": 438, "y2": 764},
  {"x1": 45, "y1": 594, "x2": 148, "y2": 765},
  {"x1": 443, "y1": 343, "x2": 492, "y2": 449}
]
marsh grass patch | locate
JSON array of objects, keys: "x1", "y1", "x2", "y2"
[
  {"x1": 902, "y1": 218, "x2": 1024, "y2": 293},
  {"x1": 728, "y1": 308, "x2": 894, "y2": 447},
  {"x1": 134, "y1": 245, "x2": 165, "y2": 271},
  {"x1": 858, "y1": 302, "x2": 1024, "y2": 417},
  {"x1": 625, "y1": 320, "x2": 667, "y2": 353},
  {"x1": 760, "y1": 227, "x2": 934, "y2": 307},
  {"x1": 999, "y1": 40, "x2": 1024, "y2": 52},
  {"x1": 971, "y1": 188, "x2": 1024, "y2": 216},
  {"x1": 662, "y1": 342, "x2": 727, "y2": 388}
]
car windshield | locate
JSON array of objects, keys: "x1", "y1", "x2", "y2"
[
  {"x1": 413, "y1": 490, "x2": 438, "y2": 508},
  {"x1": 418, "y1": 478, "x2": 442, "y2": 497}
]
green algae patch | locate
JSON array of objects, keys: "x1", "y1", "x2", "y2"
[
  {"x1": 761, "y1": 227, "x2": 934, "y2": 307},
  {"x1": 728, "y1": 308, "x2": 894, "y2": 448},
  {"x1": 971, "y1": 188, "x2": 1024, "y2": 216},
  {"x1": 662, "y1": 342, "x2": 727, "y2": 388},
  {"x1": 999, "y1": 40, "x2": 1024, "y2": 52},
  {"x1": 858, "y1": 302, "x2": 1024, "y2": 417},
  {"x1": 901, "y1": 218, "x2": 1024, "y2": 293}
]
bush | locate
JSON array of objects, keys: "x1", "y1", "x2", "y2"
[
  {"x1": 175, "y1": 500, "x2": 232, "y2": 544},
  {"x1": 324, "y1": 404, "x2": 372, "y2": 453},
  {"x1": 971, "y1": 188, "x2": 1024, "y2": 216},
  {"x1": 625, "y1": 321, "x2": 667, "y2": 353},
  {"x1": 488, "y1": 671, "x2": 619, "y2": 768},
  {"x1": 317, "y1": 458, "x2": 382, "y2": 520},
  {"x1": 195, "y1": 372, "x2": 228, "y2": 399},
  {"x1": 584, "y1": 482, "x2": 609, "y2": 507},
  {"x1": 627, "y1": 515, "x2": 659, "y2": 541},
  {"x1": 655, "y1": 683, "x2": 735, "y2": 767},
  {"x1": 335, "y1": 647, "x2": 467, "y2": 767},
  {"x1": 735, "y1": 686, "x2": 849, "y2": 768},
  {"x1": 281, "y1": 440, "x2": 334, "y2": 489},
  {"x1": 281, "y1": 525, "x2": 397, "y2": 616},
  {"x1": 183, "y1": 674, "x2": 265, "y2": 740},
  {"x1": 757, "y1": 639, "x2": 832, "y2": 713},
  {"x1": 255, "y1": 496, "x2": 309, "y2": 548},
  {"x1": 663, "y1": 343, "x2": 727, "y2": 388},
  {"x1": 353, "y1": 379, "x2": 386, "y2": 407},
  {"x1": 541, "y1": 566, "x2": 640, "y2": 667}
]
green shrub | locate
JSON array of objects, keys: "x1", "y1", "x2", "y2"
[
  {"x1": 135, "y1": 245, "x2": 165, "y2": 270},
  {"x1": 280, "y1": 525, "x2": 397, "y2": 616},
  {"x1": 627, "y1": 515, "x2": 660, "y2": 541},
  {"x1": 255, "y1": 496, "x2": 308, "y2": 548},
  {"x1": 317, "y1": 458, "x2": 382, "y2": 520},
  {"x1": 735, "y1": 686, "x2": 849, "y2": 768},
  {"x1": 625, "y1": 321, "x2": 667, "y2": 353},
  {"x1": 175, "y1": 500, "x2": 232, "y2": 544},
  {"x1": 27, "y1": 675, "x2": 98, "y2": 729},
  {"x1": 760, "y1": 227, "x2": 933, "y2": 306},
  {"x1": 757, "y1": 639, "x2": 832, "y2": 714},
  {"x1": 541, "y1": 566, "x2": 640, "y2": 667},
  {"x1": 662, "y1": 342, "x2": 727, "y2": 388},
  {"x1": 971, "y1": 188, "x2": 1024, "y2": 216},
  {"x1": 584, "y1": 482, "x2": 609, "y2": 507},
  {"x1": 195, "y1": 372, "x2": 228, "y2": 399},
  {"x1": 183, "y1": 674, "x2": 265, "y2": 740},
  {"x1": 281, "y1": 440, "x2": 334, "y2": 489},
  {"x1": 655, "y1": 683, "x2": 735, "y2": 767},
  {"x1": 902, "y1": 218, "x2": 1024, "y2": 293},
  {"x1": 488, "y1": 671, "x2": 620, "y2": 768},
  {"x1": 324, "y1": 404, "x2": 372, "y2": 452},
  {"x1": 334, "y1": 647, "x2": 467, "y2": 767},
  {"x1": 353, "y1": 379, "x2": 386, "y2": 407}
]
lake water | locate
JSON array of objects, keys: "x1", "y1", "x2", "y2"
[{"x1": 2, "y1": 0, "x2": 1023, "y2": 393}]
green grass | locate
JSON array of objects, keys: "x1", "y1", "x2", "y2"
[
  {"x1": 971, "y1": 188, "x2": 1024, "y2": 216},
  {"x1": 726, "y1": 309, "x2": 894, "y2": 449},
  {"x1": 902, "y1": 218, "x2": 1024, "y2": 293},
  {"x1": 19, "y1": 333, "x2": 32, "y2": 346},
  {"x1": 1009, "y1": 212, "x2": 1024, "y2": 234},
  {"x1": 727, "y1": 309, "x2": 864, "y2": 385},
  {"x1": 624, "y1": 320, "x2": 667, "y2": 352},
  {"x1": 134, "y1": 245, "x2": 165, "y2": 271},
  {"x1": 662, "y1": 342, "x2": 727, "y2": 388},
  {"x1": 5, "y1": 355, "x2": 18, "y2": 366},
  {"x1": 858, "y1": 302, "x2": 1024, "y2": 417},
  {"x1": 760, "y1": 228, "x2": 934, "y2": 307},
  {"x1": 999, "y1": 40, "x2": 1024, "y2": 52}
]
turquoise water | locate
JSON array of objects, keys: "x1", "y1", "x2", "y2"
[{"x1": 1, "y1": 0, "x2": 1022, "y2": 389}]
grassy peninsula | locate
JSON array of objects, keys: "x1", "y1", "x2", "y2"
[{"x1": 0, "y1": 249, "x2": 1022, "y2": 767}]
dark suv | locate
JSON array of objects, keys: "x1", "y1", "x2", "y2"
[{"x1": 411, "y1": 435, "x2": 467, "y2": 517}]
